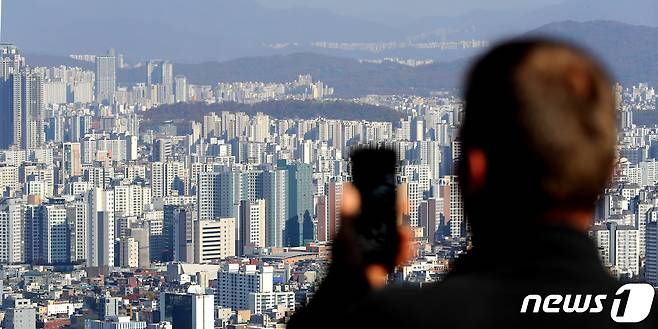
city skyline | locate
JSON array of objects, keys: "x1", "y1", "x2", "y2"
[{"x1": 0, "y1": 2, "x2": 656, "y2": 329}]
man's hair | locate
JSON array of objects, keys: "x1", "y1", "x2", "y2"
[{"x1": 458, "y1": 39, "x2": 616, "y2": 233}]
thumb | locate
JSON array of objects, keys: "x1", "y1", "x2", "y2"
[{"x1": 341, "y1": 182, "x2": 361, "y2": 221}]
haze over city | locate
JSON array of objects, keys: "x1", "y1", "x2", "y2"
[{"x1": 2, "y1": 0, "x2": 657, "y2": 61}]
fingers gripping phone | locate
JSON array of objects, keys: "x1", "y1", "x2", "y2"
[{"x1": 350, "y1": 147, "x2": 400, "y2": 273}]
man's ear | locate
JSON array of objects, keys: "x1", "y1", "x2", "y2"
[{"x1": 467, "y1": 149, "x2": 487, "y2": 193}]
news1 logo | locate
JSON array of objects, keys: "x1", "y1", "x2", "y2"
[{"x1": 520, "y1": 283, "x2": 655, "y2": 323}]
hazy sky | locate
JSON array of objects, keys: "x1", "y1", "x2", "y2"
[
  {"x1": 3, "y1": 0, "x2": 656, "y2": 61},
  {"x1": 256, "y1": 0, "x2": 564, "y2": 20}
]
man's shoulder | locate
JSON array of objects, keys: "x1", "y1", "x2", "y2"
[
  {"x1": 369, "y1": 272, "x2": 509, "y2": 304},
  {"x1": 346, "y1": 275, "x2": 658, "y2": 328},
  {"x1": 370, "y1": 275, "x2": 489, "y2": 302},
  {"x1": 347, "y1": 277, "x2": 492, "y2": 327}
]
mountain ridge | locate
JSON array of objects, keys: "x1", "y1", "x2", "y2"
[
  {"x1": 5, "y1": 0, "x2": 657, "y2": 61},
  {"x1": 25, "y1": 21, "x2": 658, "y2": 97}
]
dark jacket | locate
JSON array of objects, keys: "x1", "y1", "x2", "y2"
[{"x1": 288, "y1": 226, "x2": 658, "y2": 328}]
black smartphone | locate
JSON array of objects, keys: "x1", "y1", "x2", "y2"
[{"x1": 350, "y1": 147, "x2": 400, "y2": 272}]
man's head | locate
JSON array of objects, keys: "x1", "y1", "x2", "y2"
[{"x1": 458, "y1": 39, "x2": 616, "y2": 238}]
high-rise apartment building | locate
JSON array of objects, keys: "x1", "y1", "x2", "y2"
[
  {"x1": 163, "y1": 204, "x2": 184, "y2": 262},
  {"x1": 149, "y1": 161, "x2": 186, "y2": 198},
  {"x1": 174, "y1": 75, "x2": 187, "y2": 103},
  {"x1": 439, "y1": 176, "x2": 464, "y2": 238},
  {"x1": 63, "y1": 142, "x2": 82, "y2": 179},
  {"x1": 239, "y1": 199, "x2": 265, "y2": 254},
  {"x1": 0, "y1": 198, "x2": 24, "y2": 263},
  {"x1": 401, "y1": 179, "x2": 421, "y2": 228},
  {"x1": 590, "y1": 222, "x2": 640, "y2": 278},
  {"x1": 0, "y1": 44, "x2": 24, "y2": 149},
  {"x1": 40, "y1": 203, "x2": 68, "y2": 264},
  {"x1": 326, "y1": 178, "x2": 343, "y2": 241},
  {"x1": 261, "y1": 169, "x2": 286, "y2": 248},
  {"x1": 119, "y1": 237, "x2": 139, "y2": 268},
  {"x1": 283, "y1": 162, "x2": 314, "y2": 247},
  {"x1": 214, "y1": 264, "x2": 273, "y2": 310},
  {"x1": 418, "y1": 198, "x2": 438, "y2": 244},
  {"x1": 67, "y1": 199, "x2": 87, "y2": 263},
  {"x1": 194, "y1": 218, "x2": 235, "y2": 263},
  {"x1": 127, "y1": 226, "x2": 150, "y2": 268},
  {"x1": 147, "y1": 60, "x2": 174, "y2": 104},
  {"x1": 95, "y1": 55, "x2": 116, "y2": 104},
  {"x1": 173, "y1": 205, "x2": 196, "y2": 263},
  {"x1": 315, "y1": 194, "x2": 328, "y2": 242},
  {"x1": 86, "y1": 188, "x2": 115, "y2": 268},
  {"x1": 197, "y1": 170, "x2": 238, "y2": 221},
  {"x1": 0, "y1": 44, "x2": 44, "y2": 149},
  {"x1": 248, "y1": 285, "x2": 296, "y2": 316}
]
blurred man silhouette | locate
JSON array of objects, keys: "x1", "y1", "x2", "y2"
[{"x1": 288, "y1": 39, "x2": 658, "y2": 328}]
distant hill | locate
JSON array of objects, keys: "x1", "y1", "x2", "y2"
[
  {"x1": 168, "y1": 54, "x2": 465, "y2": 98},
  {"x1": 27, "y1": 52, "x2": 466, "y2": 98},
  {"x1": 418, "y1": 0, "x2": 658, "y2": 41},
  {"x1": 5, "y1": 0, "x2": 657, "y2": 61},
  {"x1": 27, "y1": 21, "x2": 658, "y2": 98},
  {"x1": 141, "y1": 100, "x2": 404, "y2": 133},
  {"x1": 140, "y1": 21, "x2": 658, "y2": 96},
  {"x1": 527, "y1": 20, "x2": 658, "y2": 87}
]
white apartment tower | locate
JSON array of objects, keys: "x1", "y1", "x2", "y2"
[
  {"x1": 86, "y1": 188, "x2": 115, "y2": 268},
  {"x1": 215, "y1": 264, "x2": 274, "y2": 310},
  {"x1": 239, "y1": 199, "x2": 266, "y2": 254},
  {"x1": 41, "y1": 204, "x2": 68, "y2": 264},
  {"x1": 0, "y1": 198, "x2": 24, "y2": 263},
  {"x1": 591, "y1": 222, "x2": 640, "y2": 278},
  {"x1": 194, "y1": 218, "x2": 236, "y2": 263}
]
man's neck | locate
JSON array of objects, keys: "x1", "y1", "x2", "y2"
[{"x1": 537, "y1": 208, "x2": 594, "y2": 233}]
